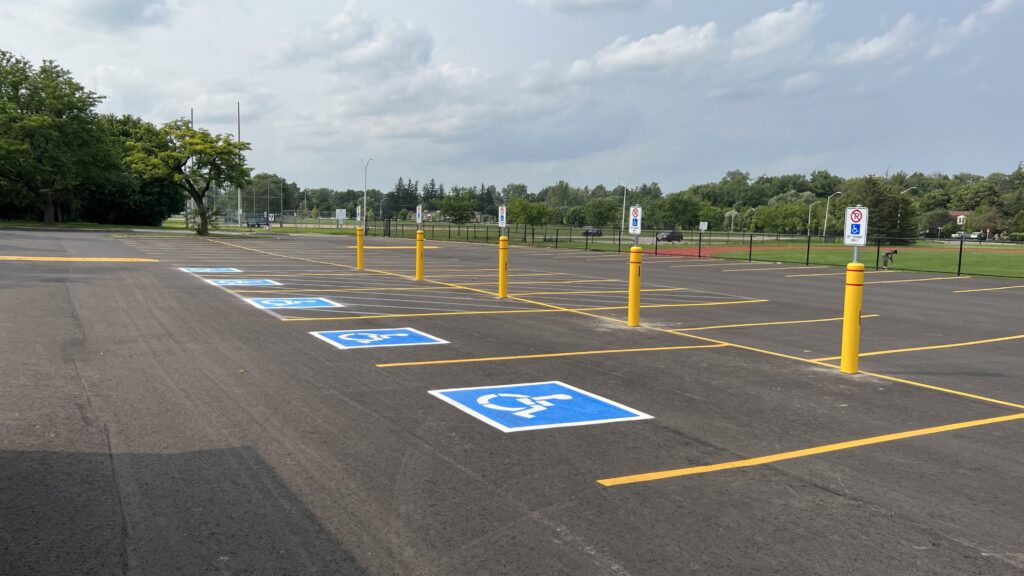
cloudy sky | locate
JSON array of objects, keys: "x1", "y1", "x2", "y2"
[{"x1": 1, "y1": 0, "x2": 1021, "y2": 192}]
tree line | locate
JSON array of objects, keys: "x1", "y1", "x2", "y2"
[{"x1": 4, "y1": 50, "x2": 1023, "y2": 239}]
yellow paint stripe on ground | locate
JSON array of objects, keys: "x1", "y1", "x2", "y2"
[
  {"x1": 672, "y1": 314, "x2": 879, "y2": 332},
  {"x1": 865, "y1": 276, "x2": 972, "y2": 285},
  {"x1": 955, "y1": 285, "x2": 1024, "y2": 293},
  {"x1": 722, "y1": 266, "x2": 828, "y2": 273},
  {"x1": 669, "y1": 261, "x2": 762, "y2": 268},
  {"x1": 811, "y1": 334, "x2": 1024, "y2": 362},
  {"x1": 597, "y1": 413, "x2": 1024, "y2": 486},
  {"x1": 512, "y1": 288, "x2": 688, "y2": 297},
  {"x1": 786, "y1": 270, "x2": 893, "y2": 278},
  {"x1": 424, "y1": 272, "x2": 566, "y2": 279},
  {"x1": 0, "y1": 255, "x2": 159, "y2": 262},
  {"x1": 573, "y1": 299, "x2": 767, "y2": 312},
  {"x1": 376, "y1": 343, "x2": 728, "y2": 368},
  {"x1": 462, "y1": 279, "x2": 620, "y2": 286},
  {"x1": 345, "y1": 246, "x2": 440, "y2": 250}
]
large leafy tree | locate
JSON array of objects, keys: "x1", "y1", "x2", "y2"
[
  {"x1": 0, "y1": 51, "x2": 115, "y2": 223},
  {"x1": 127, "y1": 119, "x2": 250, "y2": 235},
  {"x1": 439, "y1": 187, "x2": 476, "y2": 223}
]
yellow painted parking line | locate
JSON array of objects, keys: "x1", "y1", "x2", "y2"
[
  {"x1": 0, "y1": 255, "x2": 159, "y2": 262},
  {"x1": 669, "y1": 261, "x2": 757, "y2": 268},
  {"x1": 865, "y1": 276, "x2": 972, "y2": 285},
  {"x1": 786, "y1": 270, "x2": 892, "y2": 278},
  {"x1": 597, "y1": 412, "x2": 1024, "y2": 486},
  {"x1": 574, "y1": 299, "x2": 768, "y2": 312},
  {"x1": 462, "y1": 279, "x2": 620, "y2": 286},
  {"x1": 424, "y1": 272, "x2": 566, "y2": 279},
  {"x1": 811, "y1": 334, "x2": 1024, "y2": 362},
  {"x1": 376, "y1": 343, "x2": 728, "y2": 368},
  {"x1": 672, "y1": 314, "x2": 879, "y2": 332},
  {"x1": 345, "y1": 245, "x2": 440, "y2": 250},
  {"x1": 513, "y1": 288, "x2": 688, "y2": 297},
  {"x1": 955, "y1": 285, "x2": 1024, "y2": 293},
  {"x1": 722, "y1": 266, "x2": 828, "y2": 273}
]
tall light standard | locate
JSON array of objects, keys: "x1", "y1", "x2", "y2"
[
  {"x1": 897, "y1": 186, "x2": 916, "y2": 239},
  {"x1": 822, "y1": 191, "x2": 842, "y2": 239},
  {"x1": 807, "y1": 201, "x2": 821, "y2": 236},
  {"x1": 361, "y1": 158, "x2": 373, "y2": 227},
  {"x1": 619, "y1": 181, "x2": 628, "y2": 233}
]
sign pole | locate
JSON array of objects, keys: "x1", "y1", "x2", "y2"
[{"x1": 839, "y1": 205, "x2": 868, "y2": 373}]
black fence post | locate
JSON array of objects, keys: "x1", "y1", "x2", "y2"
[
  {"x1": 585, "y1": 233, "x2": 589, "y2": 251},
  {"x1": 617, "y1": 229, "x2": 622, "y2": 253},
  {"x1": 748, "y1": 234, "x2": 754, "y2": 262},
  {"x1": 698, "y1": 232, "x2": 703, "y2": 259},
  {"x1": 654, "y1": 235, "x2": 659, "y2": 256},
  {"x1": 957, "y1": 238, "x2": 965, "y2": 276},
  {"x1": 555, "y1": 229, "x2": 559, "y2": 249},
  {"x1": 805, "y1": 234, "x2": 812, "y2": 266},
  {"x1": 874, "y1": 237, "x2": 882, "y2": 271}
]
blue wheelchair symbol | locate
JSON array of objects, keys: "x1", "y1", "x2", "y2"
[
  {"x1": 180, "y1": 267, "x2": 241, "y2": 273},
  {"x1": 246, "y1": 297, "x2": 342, "y2": 309},
  {"x1": 206, "y1": 278, "x2": 282, "y2": 286},
  {"x1": 631, "y1": 218, "x2": 639, "y2": 227},
  {"x1": 311, "y1": 328, "x2": 448, "y2": 350},
  {"x1": 850, "y1": 224, "x2": 861, "y2": 235},
  {"x1": 430, "y1": 381, "x2": 653, "y2": 432}
]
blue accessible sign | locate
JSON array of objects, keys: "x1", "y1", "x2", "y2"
[
  {"x1": 180, "y1": 267, "x2": 241, "y2": 273},
  {"x1": 246, "y1": 297, "x2": 343, "y2": 310},
  {"x1": 310, "y1": 328, "x2": 448, "y2": 350},
  {"x1": 430, "y1": 381, "x2": 653, "y2": 432},
  {"x1": 206, "y1": 278, "x2": 282, "y2": 286}
]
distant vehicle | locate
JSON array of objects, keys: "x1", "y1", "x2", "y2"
[
  {"x1": 581, "y1": 228, "x2": 603, "y2": 237},
  {"x1": 951, "y1": 231, "x2": 966, "y2": 239},
  {"x1": 657, "y1": 230, "x2": 684, "y2": 242},
  {"x1": 969, "y1": 231, "x2": 984, "y2": 240}
]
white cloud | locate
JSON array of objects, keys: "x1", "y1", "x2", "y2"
[
  {"x1": 928, "y1": 0, "x2": 1017, "y2": 58},
  {"x1": 835, "y1": 14, "x2": 917, "y2": 64},
  {"x1": 782, "y1": 71, "x2": 820, "y2": 92},
  {"x1": 569, "y1": 22, "x2": 716, "y2": 79},
  {"x1": 730, "y1": 1, "x2": 823, "y2": 60},
  {"x1": 522, "y1": 0, "x2": 661, "y2": 13}
]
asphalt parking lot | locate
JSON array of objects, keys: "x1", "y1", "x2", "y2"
[{"x1": 2, "y1": 228, "x2": 1023, "y2": 575}]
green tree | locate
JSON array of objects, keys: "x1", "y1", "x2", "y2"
[
  {"x1": 126, "y1": 119, "x2": 250, "y2": 235},
  {"x1": 440, "y1": 187, "x2": 476, "y2": 224},
  {"x1": 508, "y1": 198, "x2": 551, "y2": 226},
  {"x1": 581, "y1": 196, "x2": 618, "y2": 228}
]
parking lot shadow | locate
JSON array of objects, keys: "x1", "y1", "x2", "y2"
[{"x1": 0, "y1": 447, "x2": 366, "y2": 575}]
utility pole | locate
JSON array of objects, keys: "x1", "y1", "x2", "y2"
[
  {"x1": 237, "y1": 102, "x2": 242, "y2": 227},
  {"x1": 362, "y1": 158, "x2": 373, "y2": 227}
]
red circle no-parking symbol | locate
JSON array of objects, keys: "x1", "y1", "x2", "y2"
[
  {"x1": 631, "y1": 207, "x2": 640, "y2": 218},
  {"x1": 850, "y1": 209, "x2": 863, "y2": 223}
]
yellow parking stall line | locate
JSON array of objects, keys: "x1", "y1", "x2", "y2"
[
  {"x1": 955, "y1": 285, "x2": 1024, "y2": 293},
  {"x1": 573, "y1": 299, "x2": 768, "y2": 312},
  {"x1": 811, "y1": 334, "x2": 1024, "y2": 362},
  {"x1": 461, "y1": 279, "x2": 620, "y2": 286},
  {"x1": 597, "y1": 413, "x2": 1024, "y2": 486},
  {"x1": 424, "y1": 272, "x2": 567, "y2": 279},
  {"x1": 345, "y1": 245, "x2": 440, "y2": 250},
  {"x1": 376, "y1": 344, "x2": 728, "y2": 368},
  {"x1": 865, "y1": 276, "x2": 972, "y2": 285},
  {"x1": 0, "y1": 255, "x2": 160, "y2": 262},
  {"x1": 786, "y1": 270, "x2": 892, "y2": 278},
  {"x1": 722, "y1": 266, "x2": 828, "y2": 273},
  {"x1": 669, "y1": 261, "x2": 762, "y2": 269},
  {"x1": 672, "y1": 314, "x2": 880, "y2": 332},
  {"x1": 513, "y1": 288, "x2": 688, "y2": 297}
]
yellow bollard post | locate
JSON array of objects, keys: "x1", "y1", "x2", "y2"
[
  {"x1": 415, "y1": 230, "x2": 424, "y2": 280},
  {"x1": 840, "y1": 262, "x2": 865, "y2": 374},
  {"x1": 498, "y1": 236, "x2": 509, "y2": 298},
  {"x1": 628, "y1": 246, "x2": 642, "y2": 327},
  {"x1": 356, "y1": 227, "x2": 365, "y2": 270}
]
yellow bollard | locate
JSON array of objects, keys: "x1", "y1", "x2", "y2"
[
  {"x1": 356, "y1": 227, "x2": 365, "y2": 270},
  {"x1": 628, "y1": 246, "x2": 642, "y2": 327},
  {"x1": 498, "y1": 236, "x2": 509, "y2": 298},
  {"x1": 415, "y1": 230, "x2": 425, "y2": 280},
  {"x1": 840, "y1": 262, "x2": 865, "y2": 374}
]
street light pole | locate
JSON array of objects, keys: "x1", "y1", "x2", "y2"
[
  {"x1": 897, "y1": 186, "x2": 916, "y2": 238},
  {"x1": 619, "y1": 181, "x2": 628, "y2": 233},
  {"x1": 823, "y1": 191, "x2": 842, "y2": 239},
  {"x1": 807, "y1": 201, "x2": 821, "y2": 236},
  {"x1": 361, "y1": 158, "x2": 373, "y2": 227}
]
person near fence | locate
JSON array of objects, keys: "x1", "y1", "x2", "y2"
[{"x1": 882, "y1": 249, "x2": 897, "y2": 270}]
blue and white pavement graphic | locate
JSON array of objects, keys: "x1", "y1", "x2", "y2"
[
  {"x1": 205, "y1": 278, "x2": 282, "y2": 286},
  {"x1": 430, "y1": 381, "x2": 653, "y2": 432},
  {"x1": 180, "y1": 267, "x2": 241, "y2": 273},
  {"x1": 311, "y1": 328, "x2": 448, "y2": 350},
  {"x1": 246, "y1": 297, "x2": 343, "y2": 310}
]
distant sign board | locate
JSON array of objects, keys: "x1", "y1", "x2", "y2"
[
  {"x1": 956, "y1": 215, "x2": 967, "y2": 226},
  {"x1": 844, "y1": 207, "x2": 869, "y2": 246},
  {"x1": 699, "y1": 221, "x2": 708, "y2": 232},
  {"x1": 416, "y1": 204, "x2": 423, "y2": 224},
  {"x1": 628, "y1": 206, "x2": 642, "y2": 235},
  {"x1": 498, "y1": 205, "x2": 507, "y2": 228}
]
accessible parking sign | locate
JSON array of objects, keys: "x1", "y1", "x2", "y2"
[{"x1": 430, "y1": 381, "x2": 653, "y2": 432}]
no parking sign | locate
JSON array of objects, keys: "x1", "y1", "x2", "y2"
[
  {"x1": 628, "y1": 206, "x2": 642, "y2": 235},
  {"x1": 844, "y1": 207, "x2": 868, "y2": 246}
]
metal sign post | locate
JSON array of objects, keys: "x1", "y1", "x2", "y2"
[
  {"x1": 844, "y1": 206, "x2": 868, "y2": 262},
  {"x1": 415, "y1": 204, "x2": 423, "y2": 230},
  {"x1": 498, "y1": 205, "x2": 507, "y2": 229}
]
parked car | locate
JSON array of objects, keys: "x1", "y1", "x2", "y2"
[
  {"x1": 969, "y1": 231, "x2": 984, "y2": 240},
  {"x1": 581, "y1": 228, "x2": 603, "y2": 237},
  {"x1": 951, "y1": 231, "x2": 966, "y2": 239},
  {"x1": 657, "y1": 230, "x2": 684, "y2": 242}
]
